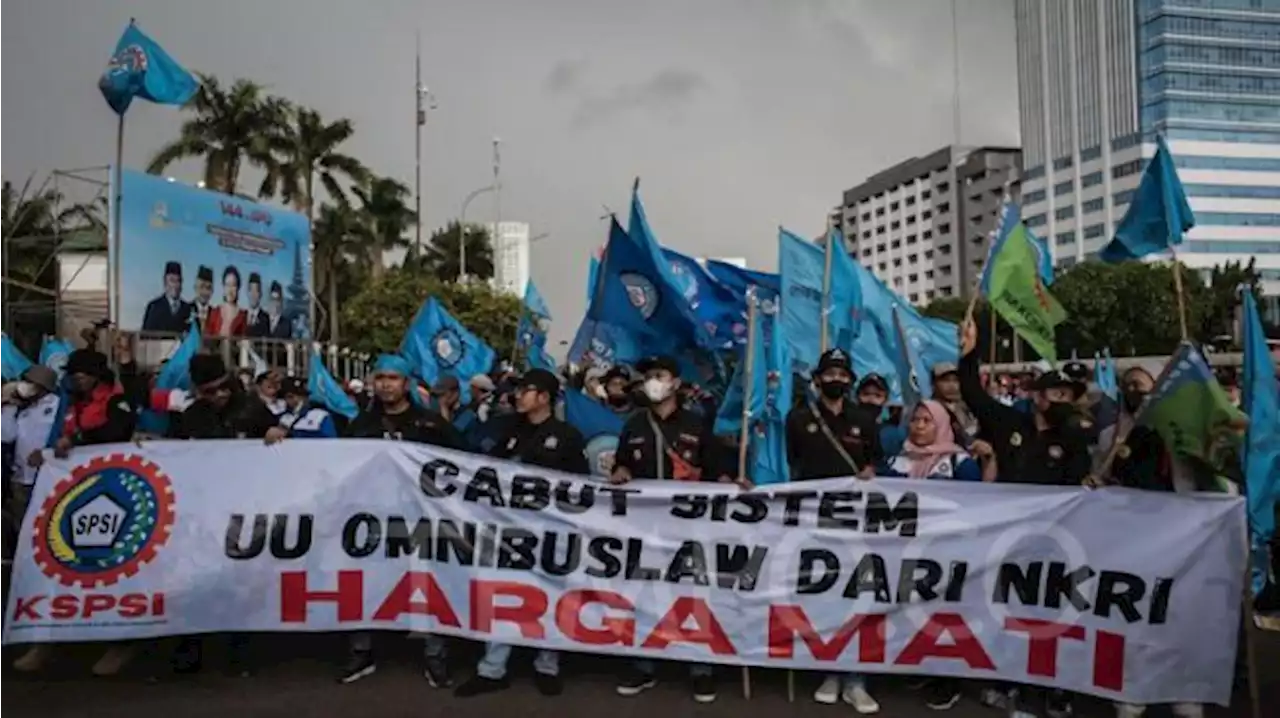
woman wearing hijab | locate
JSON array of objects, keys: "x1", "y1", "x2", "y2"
[
  {"x1": 882, "y1": 400, "x2": 996, "y2": 710},
  {"x1": 882, "y1": 400, "x2": 996, "y2": 483}
]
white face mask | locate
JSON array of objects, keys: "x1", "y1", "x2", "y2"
[
  {"x1": 643, "y1": 377, "x2": 674, "y2": 404},
  {"x1": 15, "y1": 381, "x2": 40, "y2": 399}
]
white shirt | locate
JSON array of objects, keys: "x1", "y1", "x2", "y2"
[{"x1": 2, "y1": 393, "x2": 62, "y2": 486}]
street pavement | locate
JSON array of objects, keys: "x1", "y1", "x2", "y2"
[{"x1": 3, "y1": 629, "x2": 1277, "y2": 718}]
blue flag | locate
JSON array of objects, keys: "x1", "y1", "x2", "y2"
[
  {"x1": 663, "y1": 248, "x2": 749, "y2": 349},
  {"x1": 1094, "y1": 349, "x2": 1119, "y2": 400},
  {"x1": 1242, "y1": 292, "x2": 1280, "y2": 594},
  {"x1": 778, "y1": 227, "x2": 861, "y2": 378},
  {"x1": 401, "y1": 297, "x2": 497, "y2": 400},
  {"x1": 715, "y1": 291, "x2": 791, "y2": 485},
  {"x1": 2, "y1": 333, "x2": 34, "y2": 381},
  {"x1": 890, "y1": 309, "x2": 924, "y2": 418},
  {"x1": 524, "y1": 281, "x2": 552, "y2": 321},
  {"x1": 309, "y1": 351, "x2": 359, "y2": 420},
  {"x1": 848, "y1": 264, "x2": 957, "y2": 402},
  {"x1": 156, "y1": 324, "x2": 202, "y2": 392},
  {"x1": 1101, "y1": 135, "x2": 1195, "y2": 263},
  {"x1": 38, "y1": 337, "x2": 76, "y2": 379},
  {"x1": 705, "y1": 261, "x2": 780, "y2": 301},
  {"x1": 99, "y1": 22, "x2": 199, "y2": 115},
  {"x1": 564, "y1": 390, "x2": 626, "y2": 478},
  {"x1": 568, "y1": 318, "x2": 641, "y2": 369}
]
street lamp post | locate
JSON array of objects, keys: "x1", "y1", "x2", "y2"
[{"x1": 458, "y1": 185, "x2": 495, "y2": 282}]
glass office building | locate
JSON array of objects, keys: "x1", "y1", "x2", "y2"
[{"x1": 1014, "y1": 0, "x2": 1280, "y2": 318}]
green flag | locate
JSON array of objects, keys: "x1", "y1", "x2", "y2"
[{"x1": 986, "y1": 223, "x2": 1067, "y2": 361}]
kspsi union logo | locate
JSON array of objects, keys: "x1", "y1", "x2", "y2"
[
  {"x1": 32, "y1": 454, "x2": 175, "y2": 588},
  {"x1": 432, "y1": 328, "x2": 465, "y2": 369},
  {"x1": 619, "y1": 273, "x2": 659, "y2": 319},
  {"x1": 100, "y1": 44, "x2": 149, "y2": 84},
  {"x1": 585, "y1": 435, "x2": 619, "y2": 478}
]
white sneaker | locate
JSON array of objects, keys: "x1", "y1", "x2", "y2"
[
  {"x1": 813, "y1": 675, "x2": 841, "y2": 704},
  {"x1": 13, "y1": 645, "x2": 52, "y2": 672},
  {"x1": 1114, "y1": 705, "x2": 1146, "y2": 718},
  {"x1": 1171, "y1": 704, "x2": 1203, "y2": 718},
  {"x1": 843, "y1": 683, "x2": 880, "y2": 714}
]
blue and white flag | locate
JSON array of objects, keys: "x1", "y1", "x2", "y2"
[
  {"x1": 400, "y1": 297, "x2": 496, "y2": 399},
  {"x1": 705, "y1": 261, "x2": 780, "y2": 302},
  {"x1": 524, "y1": 281, "x2": 552, "y2": 321},
  {"x1": 99, "y1": 21, "x2": 199, "y2": 115},
  {"x1": 309, "y1": 351, "x2": 359, "y2": 420},
  {"x1": 564, "y1": 390, "x2": 625, "y2": 478},
  {"x1": 1101, "y1": 135, "x2": 1195, "y2": 262},
  {"x1": 663, "y1": 248, "x2": 749, "y2": 349},
  {"x1": 1242, "y1": 291, "x2": 1280, "y2": 594},
  {"x1": 778, "y1": 227, "x2": 861, "y2": 378},
  {"x1": 38, "y1": 337, "x2": 75, "y2": 379},
  {"x1": 714, "y1": 290, "x2": 790, "y2": 485},
  {"x1": 2, "y1": 333, "x2": 34, "y2": 381}
]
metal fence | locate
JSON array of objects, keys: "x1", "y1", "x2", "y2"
[{"x1": 116, "y1": 330, "x2": 370, "y2": 382}]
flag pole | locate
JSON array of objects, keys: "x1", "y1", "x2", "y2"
[
  {"x1": 1169, "y1": 248, "x2": 1189, "y2": 341},
  {"x1": 737, "y1": 286, "x2": 758, "y2": 701},
  {"x1": 110, "y1": 112, "x2": 125, "y2": 329},
  {"x1": 819, "y1": 229, "x2": 835, "y2": 352}
]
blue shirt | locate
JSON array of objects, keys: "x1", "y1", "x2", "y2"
[
  {"x1": 880, "y1": 450, "x2": 981, "y2": 482},
  {"x1": 281, "y1": 406, "x2": 337, "y2": 439}
]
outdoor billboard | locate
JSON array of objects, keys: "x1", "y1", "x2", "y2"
[{"x1": 115, "y1": 169, "x2": 311, "y2": 338}]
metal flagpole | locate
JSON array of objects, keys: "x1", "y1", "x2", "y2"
[
  {"x1": 111, "y1": 113, "x2": 125, "y2": 328},
  {"x1": 414, "y1": 31, "x2": 424, "y2": 257},
  {"x1": 1169, "y1": 247, "x2": 1190, "y2": 340},
  {"x1": 819, "y1": 227, "x2": 835, "y2": 352},
  {"x1": 490, "y1": 137, "x2": 502, "y2": 286},
  {"x1": 737, "y1": 285, "x2": 758, "y2": 701}
]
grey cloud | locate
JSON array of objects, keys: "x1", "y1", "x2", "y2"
[{"x1": 567, "y1": 68, "x2": 709, "y2": 128}]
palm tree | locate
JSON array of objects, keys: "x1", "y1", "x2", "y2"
[
  {"x1": 350, "y1": 176, "x2": 414, "y2": 281},
  {"x1": 146, "y1": 74, "x2": 283, "y2": 194},
  {"x1": 312, "y1": 202, "x2": 366, "y2": 343},
  {"x1": 420, "y1": 221, "x2": 495, "y2": 282},
  {"x1": 257, "y1": 106, "x2": 368, "y2": 222}
]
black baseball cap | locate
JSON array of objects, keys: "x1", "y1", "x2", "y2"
[
  {"x1": 517, "y1": 368, "x2": 560, "y2": 397},
  {"x1": 1031, "y1": 370, "x2": 1084, "y2": 396},
  {"x1": 814, "y1": 348, "x2": 853, "y2": 376},
  {"x1": 857, "y1": 373, "x2": 889, "y2": 393},
  {"x1": 281, "y1": 376, "x2": 308, "y2": 397},
  {"x1": 636, "y1": 355, "x2": 679, "y2": 376},
  {"x1": 602, "y1": 365, "x2": 631, "y2": 384}
]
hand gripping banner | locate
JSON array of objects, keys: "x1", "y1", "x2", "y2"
[{"x1": 4, "y1": 440, "x2": 1246, "y2": 706}]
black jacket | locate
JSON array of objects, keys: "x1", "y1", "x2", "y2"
[
  {"x1": 171, "y1": 392, "x2": 277, "y2": 440},
  {"x1": 615, "y1": 405, "x2": 725, "y2": 481},
  {"x1": 785, "y1": 399, "x2": 883, "y2": 479},
  {"x1": 488, "y1": 414, "x2": 589, "y2": 475},
  {"x1": 345, "y1": 403, "x2": 466, "y2": 450}
]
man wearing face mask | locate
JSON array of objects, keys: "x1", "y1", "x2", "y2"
[
  {"x1": 1095, "y1": 366, "x2": 1168, "y2": 491},
  {"x1": 959, "y1": 321, "x2": 1090, "y2": 718},
  {"x1": 610, "y1": 354, "x2": 737, "y2": 703},
  {"x1": 601, "y1": 366, "x2": 635, "y2": 416},
  {"x1": 455, "y1": 368, "x2": 587, "y2": 699},
  {"x1": 784, "y1": 348, "x2": 882, "y2": 713},
  {"x1": 1, "y1": 365, "x2": 62, "y2": 519},
  {"x1": 339, "y1": 353, "x2": 464, "y2": 687}
]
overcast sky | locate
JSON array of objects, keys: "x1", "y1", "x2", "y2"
[{"x1": 3, "y1": 0, "x2": 1018, "y2": 345}]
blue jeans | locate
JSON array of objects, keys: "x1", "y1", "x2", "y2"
[
  {"x1": 348, "y1": 632, "x2": 446, "y2": 659},
  {"x1": 477, "y1": 643, "x2": 558, "y2": 679},
  {"x1": 633, "y1": 659, "x2": 711, "y2": 677}
]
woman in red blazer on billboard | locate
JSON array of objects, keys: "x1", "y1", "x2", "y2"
[{"x1": 206, "y1": 265, "x2": 248, "y2": 337}]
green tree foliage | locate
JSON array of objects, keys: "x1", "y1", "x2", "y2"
[
  {"x1": 1199, "y1": 258, "x2": 1261, "y2": 342},
  {"x1": 414, "y1": 221, "x2": 495, "y2": 282},
  {"x1": 339, "y1": 266, "x2": 522, "y2": 359},
  {"x1": 257, "y1": 105, "x2": 369, "y2": 219},
  {"x1": 351, "y1": 176, "x2": 415, "y2": 281},
  {"x1": 920, "y1": 296, "x2": 968, "y2": 324}
]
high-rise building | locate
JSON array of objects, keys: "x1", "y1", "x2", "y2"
[
  {"x1": 1014, "y1": 0, "x2": 1280, "y2": 317},
  {"x1": 834, "y1": 145, "x2": 1021, "y2": 305},
  {"x1": 488, "y1": 221, "x2": 530, "y2": 296}
]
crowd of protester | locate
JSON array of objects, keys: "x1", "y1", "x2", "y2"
[{"x1": 0, "y1": 321, "x2": 1267, "y2": 718}]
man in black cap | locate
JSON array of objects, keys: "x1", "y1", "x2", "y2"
[
  {"x1": 142, "y1": 261, "x2": 193, "y2": 333},
  {"x1": 339, "y1": 353, "x2": 465, "y2": 687},
  {"x1": 601, "y1": 365, "x2": 636, "y2": 416},
  {"x1": 244, "y1": 272, "x2": 270, "y2": 337},
  {"x1": 785, "y1": 347, "x2": 884, "y2": 711},
  {"x1": 454, "y1": 368, "x2": 587, "y2": 699},
  {"x1": 957, "y1": 320, "x2": 1090, "y2": 718},
  {"x1": 609, "y1": 354, "x2": 738, "y2": 704},
  {"x1": 56, "y1": 349, "x2": 135, "y2": 455},
  {"x1": 170, "y1": 355, "x2": 277, "y2": 442},
  {"x1": 192, "y1": 265, "x2": 215, "y2": 332},
  {"x1": 786, "y1": 348, "x2": 882, "y2": 482}
]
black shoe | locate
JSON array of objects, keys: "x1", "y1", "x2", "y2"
[
  {"x1": 337, "y1": 653, "x2": 376, "y2": 684},
  {"x1": 615, "y1": 667, "x2": 657, "y2": 696},
  {"x1": 454, "y1": 675, "x2": 510, "y2": 698},
  {"x1": 423, "y1": 656, "x2": 452, "y2": 688},
  {"x1": 692, "y1": 674, "x2": 717, "y2": 704},
  {"x1": 534, "y1": 672, "x2": 563, "y2": 696},
  {"x1": 925, "y1": 680, "x2": 961, "y2": 710}
]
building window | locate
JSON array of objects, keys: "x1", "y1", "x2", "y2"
[
  {"x1": 1053, "y1": 156, "x2": 1074, "y2": 171},
  {"x1": 1080, "y1": 145, "x2": 1102, "y2": 162},
  {"x1": 1023, "y1": 189, "x2": 1046, "y2": 204},
  {"x1": 922, "y1": 190, "x2": 932, "y2": 201},
  {"x1": 1023, "y1": 165, "x2": 1045, "y2": 181},
  {"x1": 1194, "y1": 212, "x2": 1280, "y2": 227},
  {"x1": 861, "y1": 212, "x2": 871, "y2": 222},
  {"x1": 922, "y1": 210, "x2": 933, "y2": 220},
  {"x1": 894, "y1": 278, "x2": 903, "y2": 287},
  {"x1": 1083, "y1": 198, "x2": 1104, "y2": 214},
  {"x1": 939, "y1": 223, "x2": 952, "y2": 235},
  {"x1": 908, "y1": 254, "x2": 918, "y2": 264},
  {"x1": 893, "y1": 258, "x2": 903, "y2": 267},
  {"x1": 891, "y1": 220, "x2": 901, "y2": 230},
  {"x1": 938, "y1": 244, "x2": 952, "y2": 255},
  {"x1": 909, "y1": 273, "x2": 919, "y2": 283},
  {"x1": 924, "y1": 249, "x2": 934, "y2": 259},
  {"x1": 907, "y1": 234, "x2": 918, "y2": 244},
  {"x1": 939, "y1": 264, "x2": 953, "y2": 276},
  {"x1": 906, "y1": 196, "x2": 916, "y2": 206},
  {"x1": 1182, "y1": 184, "x2": 1280, "y2": 200},
  {"x1": 876, "y1": 243, "x2": 886, "y2": 253},
  {"x1": 1113, "y1": 189, "x2": 1135, "y2": 206},
  {"x1": 922, "y1": 230, "x2": 933, "y2": 240},
  {"x1": 862, "y1": 248, "x2": 873, "y2": 257},
  {"x1": 926, "y1": 290, "x2": 935, "y2": 300},
  {"x1": 1185, "y1": 241, "x2": 1280, "y2": 254},
  {"x1": 938, "y1": 202, "x2": 951, "y2": 214},
  {"x1": 1060, "y1": 256, "x2": 1078, "y2": 269},
  {"x1": 941, "y1": 286, "x2": 953, "y2": 297},
  {"x1": 1111, "y1": 133, "x2": 1141, "y2": 152},
  {"x1": 1084, "y1": 223, "x2": 1106, "y2": 239},
  {"x1": 1055, "y1": 231, "x2": 1075, "y2": 246},
  {"x1": 876, "y1": 226, "x2": 886, "y2": 235},
  {"x1": 910, "y1": 293, "x2": 919, "y2": 303},
  {"x1": 1025, "y1": 214, "x2": 1047, "y2": 228},
  {"x1": 1054, "y1": 180, "x2": 1073, "y2": 196},
  {"x1": 891, "y1": 240, "x2": 902, "y2": 249},
  {"x1": 907, "y1": 215, "x2": 917, "y2": 225},
  {"x1": 878, "y1": 263, "x2": 887, "y2": 271},
  {"x1": 925, "y1": 269, "x2": 935, "y2": 279},
  {"x1": 1175, "y1": 156, "x2": 1280, "y2": 173},
  {"x1": 876, "y1": 207, "x2": 886, "y2": 216},
  {"x1": 862, "y1": 230, "x2": 872, "y2": 239},
  {"x1": 1081, "y1": 171, "x2": 1103, "y2": 188},
  {"x1": 890, "y1": 201, "x2": 900, "y2": 211},
  {"x1": 936, "y1": 182, "x2": 950, "y2": 194},
  {"x1": 1112, "y1": 160, "x2": 1144, "y2": 179}
]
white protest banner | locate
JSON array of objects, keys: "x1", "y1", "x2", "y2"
[{"x1": 3, "y1": 439, "x2": 1246, "y2": 706}]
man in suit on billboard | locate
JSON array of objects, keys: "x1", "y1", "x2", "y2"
[
  {"x1": 244, "y1": 273, "x2": 270, "y2": 338},
  {"x1": 141, "y1": 261, "x2": 193, "y2": 333},
  {"x1": 192, "y1": 265, "x2": 215, "y2": 332},
  {"x1": 266, "y1": 281, "x2": 292, "y2": 339}
]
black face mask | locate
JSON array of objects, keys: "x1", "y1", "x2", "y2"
[
  {"x1": 1122, "y1": 390, "x2": 1148, "y2": 414},
  {"x1": 606, "y1": 393, "x2": 630, "y2": 408},
  {"x1": 819, "y1": 380, "x2": 849, "y2": 400},
  {"x1": 1042, "y1": 401, "x2": 1075, "y2": 426}
]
